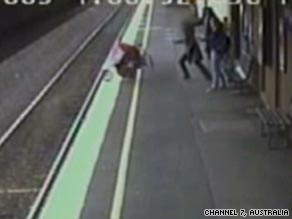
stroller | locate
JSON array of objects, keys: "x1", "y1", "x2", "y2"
[
  {"x1": 222, "y1": 54, "x2": 242, "y2": 84},
  {"x1": 103, "y1": 41, "x2": 153, "y2": 80}
]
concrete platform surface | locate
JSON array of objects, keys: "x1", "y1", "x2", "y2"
[{"x1": 79, "y1": 2, "x2": 292, "y2": 219}]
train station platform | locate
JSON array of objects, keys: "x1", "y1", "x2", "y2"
[{"x1": 31, "y1": 1, "x2": 292, "y2": 219}]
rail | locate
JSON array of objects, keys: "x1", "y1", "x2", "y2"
[
  {"x1": 25, "y1": 6, "x2": 123, "y2": 219},
  {"x1": 0, "y1": 5, "x2": 121, "y2": 150}
]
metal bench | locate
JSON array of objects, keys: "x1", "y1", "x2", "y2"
[{"x1": 256, "y1": 107, "x2": 292, "y2": 149}]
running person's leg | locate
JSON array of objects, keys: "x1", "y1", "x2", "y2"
[
  {"x1": 191, "y1": 40, "x2": 212, "y2": 81},
  {"x1": 179, "y1": 53, "x2": 191, "y2": 79}
]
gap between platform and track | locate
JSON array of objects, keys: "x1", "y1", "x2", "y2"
[
  {"x1": 0, "y1": 5, "x2": 121, "y2": 150},
  {"x1": 27, "y1": 1, "x2": 153, "y2": 219}
]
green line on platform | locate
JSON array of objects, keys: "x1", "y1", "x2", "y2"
[
  {"x1": 39, "y1": 73, "x2": 122, "y2": 219},
  {"x1": 38, "y1": 2, "x2": 152, "y2": 219}
]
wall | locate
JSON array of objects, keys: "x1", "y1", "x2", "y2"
[{"x1": 279, "y1": 24, "x2": 292, "y2": 111}]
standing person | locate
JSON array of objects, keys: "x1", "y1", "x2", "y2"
[
  {"x1": 175, "y1": 3, "x2": 211, "y2": 80},
  {"x1": 207, "y1": 19, "x2": 230, "y2": 92},
  {"x1": 201, "y1": 7, "x2": 221, "y2": 60}
]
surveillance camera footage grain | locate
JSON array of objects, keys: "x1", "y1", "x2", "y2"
[{"x1": 0, "y1": 0, "x2": 291, "y2": 219}]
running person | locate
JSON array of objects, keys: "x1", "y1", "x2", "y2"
[{"x1": 175, "y1": 3, "x2": 211, "y2": 80}]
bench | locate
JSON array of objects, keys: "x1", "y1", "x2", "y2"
[{"x1": 256, "y1": 107, "x2": 292, "y2": 149}]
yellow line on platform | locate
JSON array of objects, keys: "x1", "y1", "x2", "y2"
[{"x1": 109, "y1": 1, "x2": 154, "y2": 219}]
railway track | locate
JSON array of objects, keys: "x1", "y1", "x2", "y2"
[
  {"x1": 0, "y1": 6, "x2": 120, "y2": 149},
  {"x1": 0, "y1": 4, "x2": 134, "y2": 219}
]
